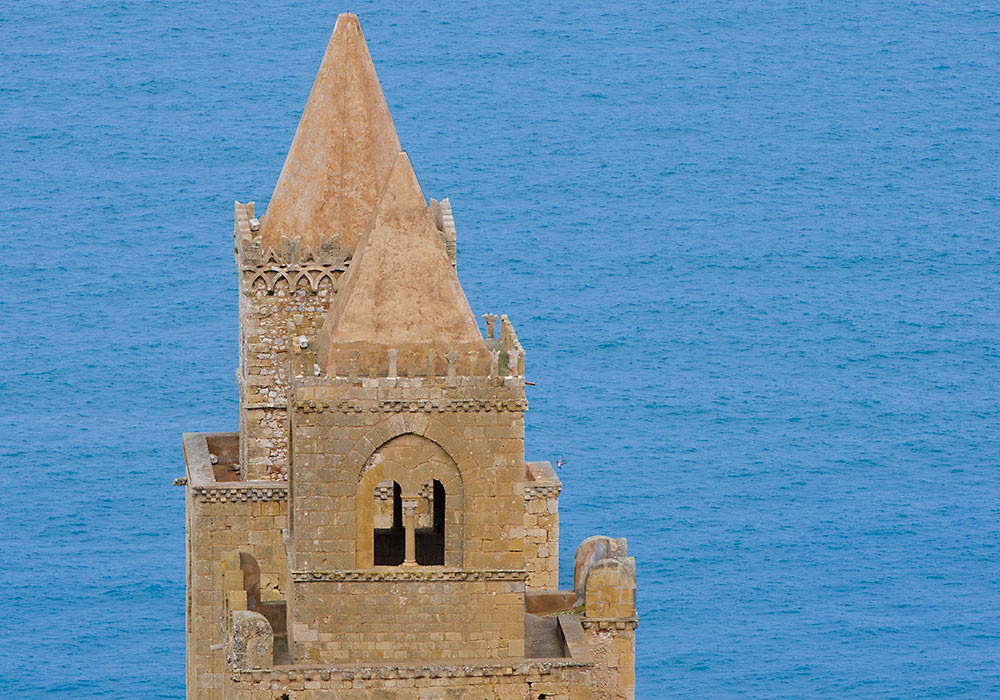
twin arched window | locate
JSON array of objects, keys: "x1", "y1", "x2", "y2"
[
  {"x1": 373, "y1": 479, "x2": 445, "y2": 565},
  {"x1": 357, "y1": 434, "x2": 463, "y2": 568}
]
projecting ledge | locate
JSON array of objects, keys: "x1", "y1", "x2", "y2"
[
  {"x1": 182, "y1": 432, "x2": 289, "y2": 502},
  {"x1": 289, "y1": 568, "x2": 528, "y2": 583},
  {"x1": 229, "y1": 658, "x2": 593, "y2": 684}
]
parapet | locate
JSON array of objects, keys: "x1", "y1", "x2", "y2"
[
  {"x1": 182, "y1": 432, "x2": 289, "y2": 500},
  {"x1": 287, "y1": 311, "x2": 528, "y2": 387},
  {"x1": 525, "y1": 460, "x2": 562, "y2": 500},
  {"x1": 236, "y1": 200, "x2": 344, "y2": 269}
]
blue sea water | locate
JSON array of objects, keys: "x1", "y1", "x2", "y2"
[{"x1": 2, "y1": 1, "x2": 998, "y2": 697}]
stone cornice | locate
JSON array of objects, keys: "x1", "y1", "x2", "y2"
[
  {"x1": 193, "y1": 485, "x2": 288, "y2": 504},
  {"x1": 230, "y1": 658, "x2": 591, "y2": 682},
  {"x1": 580, "y1": 618, "x2": 639, "y2": 631},
  {"x1": 295, "y1": 397, "x2": 528, "y2": 414},
  {"x1": 525, "y1": 484, "x2": 561, "y2": 500},
  {"x1": 290, "y1": 569, "x2": 528, "y2": 583}
]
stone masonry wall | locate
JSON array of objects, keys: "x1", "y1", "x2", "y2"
[
  {"x1": 290, "y1": 577, "x2": 526, "y2": 662},
  {"x1": 285, "y1": 378, "x2": 531, "y2": 667},
  {"x1": 524, "y1": 461, "x2": 561, "y2": 591},
  {"x1": 524, "y1": 492, "x2": 559, "y2": 591},
  {"x1": 184, "y1": 433, "x2": 289, "y2": 700},
  {"x1": 288, "y1": 383, "x2": 529, "y2": 573},
  {"x1": 583, "y1": 624, "x2": 636, "y2": 700},
  {"x1": 239, "y1": 281, "x2": 334, "y2": 480},
  {"x1": 234, "y1": 199, "x2": 344, "y2": 481},
  {"x1": 187, "y1": 493, "x2": 288, "y2": 699}
]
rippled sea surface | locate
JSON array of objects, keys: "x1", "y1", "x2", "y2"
[{"x1": 2, "y1": 1, "x2": 998, "y2": 697}]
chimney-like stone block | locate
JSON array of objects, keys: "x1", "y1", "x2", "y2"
[{"x1": 229, "y1": 610, "x2": 273, "y2": 670}]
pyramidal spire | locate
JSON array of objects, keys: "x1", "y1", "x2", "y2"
[
  {"x1": 259, "y1": 13, "x2": 402, "y2": 255},
  {"x1": 316, "y1": 152, "x2": 486, "y2": 365}
]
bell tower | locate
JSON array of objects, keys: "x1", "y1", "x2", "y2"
[
  {"x1": 235, "y1": 12, "x2": 402, "y2": 480},
  {"x1": 285, "y1": 151, "x2": 530, "y2": 661},
  {"x1": 182, "y1": 13, "x2": 638, "y2": 700}
]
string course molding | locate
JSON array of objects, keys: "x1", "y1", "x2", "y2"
[{"x1": 294, "y1": 397, "x2": 529, "y2": 414}]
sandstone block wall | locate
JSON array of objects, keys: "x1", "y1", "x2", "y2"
[
  {"x1": 584, "y1": 624, "x2": 636, "y2": 700},
  {"x1": 290, "y1": 577, "x2": 526, "y2": 662},
  {"x1": 184, "y1": 433, "x2": 289, "y2": 699},
  {"x1": 524, "y1": 461, "x2": 561, "y2": 591},
  {"x1": 288, "y1": 382, "x2": 528, "y2": 573},
  {"x1": 584, "y1": 558, "x2": 636, "y2": 620},
  {"x1": 573, "y1": 536, "x2": 638, "y2": 700}
]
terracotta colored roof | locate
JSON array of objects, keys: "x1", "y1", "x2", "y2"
[
  {"x1": 316, "y1": 152, "x2": 486, "y2": 362},
  {"x1": 259, "y1": 13, "x2": 401, "y2": 254}
]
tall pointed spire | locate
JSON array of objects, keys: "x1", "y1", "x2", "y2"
[
  {"x1": 316, "y1": 152, "x2": 486, "y2": 365},
  {"x1": 259, "y1": 13, "x2": 402, "y2": 254}
]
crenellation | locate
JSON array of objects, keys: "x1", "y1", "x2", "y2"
[
  {"x1": 483, "y1": 313, "x2": 498, "y2": 339},
  {"x1": 291, "y1": 347, "x2": 519, "y2": 386}
]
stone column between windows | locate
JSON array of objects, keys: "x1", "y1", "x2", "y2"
[{"x1": 402, "y1": 497, "x2": 418, "y2": 565}]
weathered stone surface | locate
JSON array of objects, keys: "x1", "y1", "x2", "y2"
[
  {"x1": 229, "y1": 611, "x2": 273, "y2": 670},
  {"x1": 258, "y1": 13, "x2": 401, "y2": 255},
  {"x1": 573, "y1": 535, "x2": 628, "y2": 602},
  {"x1": 182, "y1": 13, "x2": 636, "y2": 700},
  {"x1": 316, "y1": 151, "x2": 487, "y2": 368},
  {"x1": 584, "y1": 558, "x2": 637, "y2": 620}
]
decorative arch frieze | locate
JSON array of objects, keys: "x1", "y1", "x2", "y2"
[
  {"x1": 340, "y1": 413, "x2": 473, "y2": 480},
  {"x1": 241, "y1": 265, "x2": 345, "y2": 294}
]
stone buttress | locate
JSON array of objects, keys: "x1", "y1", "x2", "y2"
[{"x1": 182, "y1": 13, "x2": 637, "y2": 700}]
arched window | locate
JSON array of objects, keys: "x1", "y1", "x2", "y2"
[
  {"x1": 356, "y1": 434, "x2": 463, "y2": 568},
  {"x1": 416, "y1": 480, "x2": 445, "y2": 565},
  {"x1": 373, "y1": 481, "x2": 404, "y2": 565}
]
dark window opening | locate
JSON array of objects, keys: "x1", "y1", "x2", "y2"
[
  {"x1": 416, "y1": 480, "x2": 445, "y2": 565},
  {"x1": 373, "y1": 481, "x2": 405, "y2": 565}
]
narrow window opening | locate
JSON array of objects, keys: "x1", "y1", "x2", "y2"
[
  {"x1": 393, "y1": 480, "x2": 402, "y2": 529},
  {"x1": 373, "y1": 481, "x2": 405, "y2": 565},
  {"x1": 416, "y1": 479, "x2": 446, "y2": 565}
]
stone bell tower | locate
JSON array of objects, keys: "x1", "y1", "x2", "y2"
[
  {"x1": 182, "y1": 13, "x2": 637, "y2": 700},
  {"x1": 235, "y1": 11, "x2": 407, "y2": 480},
  {"x1": 285, "y1": 149, "x2": 529, "y2": 661}
]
